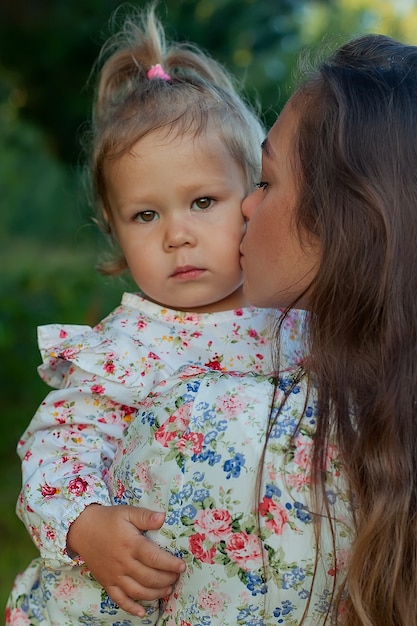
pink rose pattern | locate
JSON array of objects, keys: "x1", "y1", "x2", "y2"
[
  {"x1": 107, "y1": 371, "x2": 351, "y2": 625},
  {"x1": 6, "y1": 295, "x2": 350, "y2": 624},
  {"x1": 13, "y1": 294, "x2": 284, "y2": 567}
]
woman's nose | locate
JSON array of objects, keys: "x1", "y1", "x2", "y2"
[{"x1": 242, "y1": 189, "x2": 259, "y2": 220}]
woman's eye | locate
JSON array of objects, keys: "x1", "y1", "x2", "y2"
[
  {"x1": 193, "y1": 197, "x2": 213, "y2": 210},
  {"x1": 255, "y1": 181, "x2": 269, "y2": 190},
  {"x1": 135, "y1": 210, "x2": 158, "y2": 223}
]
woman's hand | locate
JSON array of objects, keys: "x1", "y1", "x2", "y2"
[{"x1": 67, "y1": 504, "x2": 185, "y2": 617}]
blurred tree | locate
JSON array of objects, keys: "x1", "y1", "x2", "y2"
[
  {"x1": 0, "y1": 77, "x2": 80, "y2": 242},
  {"x1": 1, "y1": 0, "x2": 415, "y2": 170},
  {"x1": 0, "y1": 0, "x2": 327, "y2": 166},
  {"x1": 0, "y1": 0, "x2": 126, "y2": 164}
]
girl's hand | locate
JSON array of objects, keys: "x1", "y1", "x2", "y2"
[{"x1": 66, "y1": 504, "x2": 186, "y2": 617}]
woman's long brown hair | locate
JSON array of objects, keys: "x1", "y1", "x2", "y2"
[{"x1": 286, "y1": 34, "x2": 417, "y2": 624}]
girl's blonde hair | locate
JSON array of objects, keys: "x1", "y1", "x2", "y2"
[{"x1": 85, "y1": 3, "x2": 264, "y2": 274}]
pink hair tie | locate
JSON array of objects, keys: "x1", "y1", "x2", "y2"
[{"x1": 147, "y1": 63, "x2": 171, "y2": 81}]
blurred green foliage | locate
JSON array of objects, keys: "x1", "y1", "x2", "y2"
[{"x1": 1, "y1": 0, "x2": 416, "y2": 612}]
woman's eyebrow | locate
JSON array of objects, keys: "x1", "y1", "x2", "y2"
[{"x1": 261, "y1": 137, "x2": 274, "y2": 159}]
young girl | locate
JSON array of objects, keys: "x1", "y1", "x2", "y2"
[{"x1": 6, "y1": 5, "x2": 307, "y2": 625}]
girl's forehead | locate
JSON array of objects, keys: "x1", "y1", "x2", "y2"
[{"x1": 129, "y1": 125, "x2": 225, "y2": 154}]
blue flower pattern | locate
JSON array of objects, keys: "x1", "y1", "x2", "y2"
[{"x1": 7, "y1": 305, "x2": 352, "y2": 625}]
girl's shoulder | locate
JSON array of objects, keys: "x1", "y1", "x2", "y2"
[{"x1": 35, "y1": 295, "x2": 159, "y2": 389}]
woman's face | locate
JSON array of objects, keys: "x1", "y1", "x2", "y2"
[{"x1": 240, "y1": 101, "x2": 321, "y2": 309}]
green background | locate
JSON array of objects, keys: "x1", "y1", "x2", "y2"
[{"x1": 1, "y1": 0, "x2": 416, "y2": 613}]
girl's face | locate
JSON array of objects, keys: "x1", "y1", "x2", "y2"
[
  {"x1": 240, "y1": 101, "x2": 321, "y2": 310},
  {"x1": 105, "y1": 129, "x2": 247, "y2": 312}
]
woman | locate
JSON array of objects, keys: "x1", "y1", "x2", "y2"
[{"x1": 241, "y1": 33, "x2": 417, "y2": 625}]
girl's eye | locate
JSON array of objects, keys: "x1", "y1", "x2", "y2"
[
  {"x1": 135, "y1": 210, "x2": 158, "y2": 223},
  {"x1": 193, "y1": 197, "x2": 214, "y2": 210},
  {"x1": 255, "y1": 181, "x2": 269, "y2": 190}
]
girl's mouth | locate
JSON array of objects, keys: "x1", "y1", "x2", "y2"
[{"x1": 171, "y1": 266, "x2": 206, "y2": 280}]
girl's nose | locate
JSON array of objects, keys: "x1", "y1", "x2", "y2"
[{"x1": 163, "y1": 218, "x2": 197, "y2": 250}]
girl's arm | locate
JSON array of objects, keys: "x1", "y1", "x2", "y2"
[
  {"x1": 17, "y1": 368, "x2": 130, "y2": 566},
  {"x1": 17, "y1": 365, "x2": 184, "y2": 614}
]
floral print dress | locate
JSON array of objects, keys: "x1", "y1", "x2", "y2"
[
  {"x1": 7, "y1": 294, "x2": 317, "y2": 625},
  {"x1": 107, "y1": 369, "x2": 352, "y2": 626}
]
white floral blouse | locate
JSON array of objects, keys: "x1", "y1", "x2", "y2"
[{"x1": 8, "y1": 294, "x2": 345, "y2": 626}]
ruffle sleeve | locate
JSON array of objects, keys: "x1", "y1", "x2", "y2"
[
  {"x1": 17, "y1": 322, "x2": 173, "y2": 568},
  {"x1": 36, "y1": 323, "x2": 173, "y2": 403},
  {"x1": 37, "y1": 324, "x2": 92, "y2": 388}
]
